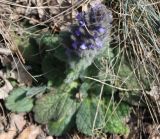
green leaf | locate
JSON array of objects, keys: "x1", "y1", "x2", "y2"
[
  {"x1": 41, "y1": 53, "x2": 66, "y2": 86},
  {"x1": 53, "y1": 46, "x2": 69, "y2": 62},
  {"x1": 114, "y1": 54, "x2": 140, "y2": 90},
  {"x1": 48, "y1": 94, "x2": 79, "y2": 136},
  {"x1": 76, "y1": 98, "x2": 105, "y2": 135},
  {"x1": 119, "y1": 91, "x2": 146, "y2": 106},
  {"x1": 34, "y1": 93, "x2": 61, "y2": 124},
  {"x1": 34, "y1": 92, "x2": 79, "y2": 135},
  {"x1": 39, "y1": 34, "x2": 59, "y2": 48},
  {"x1": 33, "y1": 82, "x2": 78, "y2": 124},
  {"x1": 5, "y1": 88, "x2": 33, "y2": 113},
  {"x1": 33, "y1": 82, "x2": 79, "y2": 136},
  {"x1": 79, "y1": 82, "x2": 91, "y2": 98},
  {"x1": 22, "y1": 37, "x2": 42, "y2": 64},
  {"x1": 104, "y1": 101, "x2": 130, "y2": 135},
  {"x1": 39, "y1": 33, "x2": 68, "y2": 62},
  {"x1": 118, "y1": 63, "x2": 140, "y2": 89},
  {"x1": 57, "y1": 82, "x2": 78, "y2": 94},
  {"x1": 26, "y1": 86, "x2": 47, "y2": 97}
]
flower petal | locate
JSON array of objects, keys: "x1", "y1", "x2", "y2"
[
  {"x1": 80, "y1": 44, "x2": 87, "y2": 50},
  {"x1": 72, "y1": 41, "x2": 78, "y2": 49}
]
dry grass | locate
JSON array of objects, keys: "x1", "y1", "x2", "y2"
[{"x1": 106, "y1": 0, "x2": 160, "y2": 137}]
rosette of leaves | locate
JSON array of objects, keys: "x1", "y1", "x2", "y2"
[{"x1": 33, "y1": 80, "x2": 131, "y2": 136}]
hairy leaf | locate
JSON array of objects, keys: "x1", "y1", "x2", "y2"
[
  {"x1": 39, "y1": 33, "x2": 68, "y2": 62},
  {"x1": 79, "y1": 82, "x2": 91, "y2": 98},
  {"x1": 26, "y1": 86, "x2": 47, "y2": 97},
  {"x1": 34, "y1": 93, "x2": 61, "y2": 124},
  {"x1": 48, "y1": 94, "x2": 79, "y2": 136},
  {"x1": 39, "y1": 34, "x2": 59, "y2": 48},
  {"x1": 5, "y1": 88, "x2": 33, "y2": 112},
  {"x1": 33, "y1": 82, "x2": 79, "y2": 124},
  {"x1": 114, "y1": 54, "x2": 140, "y2": 90},
  {"x1": 65, "y1": 43, "x2": 110, "y2": 83},
  {"x1": 42, "y1": 53, "x2": 66, "y2": 86},
  {"x1": 104, "y1": 101, "x2": 130, "y2": 135},
  {"x1": 76, "y1": 98, "x2": 105, "y2": 135}
]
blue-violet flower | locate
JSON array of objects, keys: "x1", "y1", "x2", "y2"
[{"x1": 69, "y1": 3, "x2": 112, "y2": 53}]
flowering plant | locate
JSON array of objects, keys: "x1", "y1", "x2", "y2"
[
  {"x1": 60, "y1": 3, "x2": 113, "y2": 82},
  {"x1": 70, "y1": 4, "x2": 112, "y2": 52}
]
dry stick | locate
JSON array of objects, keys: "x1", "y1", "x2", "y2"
[
  {"x1": 91, "y1": 74, "x2": 106, "y2": 137},
  {"x1": 71, "y1": 0, "x2": 74, "y2": 24},
  {"x1": 84, "y1": 76, "x2": 141, "y2": 91}
]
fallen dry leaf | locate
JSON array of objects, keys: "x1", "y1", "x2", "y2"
[
  {"x1": 10, "y1": 113, "x2": 26, "y2": 132},
  {"x1": 146, "y1": 85, "x2": 160, "y2": 105},
  {"x1": 45, "y1": 136, "x2": 53, "y2": 139},
  {"x1": 0, "y1": 115, "x2": 7, "y2": 132},
  {"x1": 17, "y1": 125, "x2": 42, "y2": 139},
  {"x1": 0, "y1": 71, "x2": 13, "y2": 99},
  {"x1": 0, "y1": 113, "x2": 26, "y2": 139},
  {"x1": 145, "y1": 124, "x2": 160, "y2": 139},
  {"x1": 36, "y1": 0, "x2": 45, "y2": 19},
  {"x1": 0, "y1": 114, "x2": 43, "y2": 139},
  {"x1": 0, "y1": 128, "x2": 17, "y2": 139}
]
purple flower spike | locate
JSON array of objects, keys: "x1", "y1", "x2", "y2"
[
  {"x1": 68, "y1": 4, "x2": 112, "y2": 52},
  {"x1": 94, "y1": 32, "x2": 98, "y2": 38},
  {"x1": 88, "y1": 44, "x2": 95, "y2": 49},
  {"x1": 98, "y1": 27, "x2": 106, "y2": 34},
  {"x1": 76, "y1": 12, "x2": 86, "y2": 26},
  {"x1": 75, "y1": 29, "x2": 81, "y2": 36},
  {"x1": 80, "y1": 44, "x2": 87, "y2": 50},
  {"x1": 95, "y1": 38, "x2": 103, "y2": 48},
  {"x1": 72, "y1": 41, "x2": 78, "y2": 49},
  {"x1": 79, "y1": 21, "x2": 85, "y2": 26},
  {"x1": 76, "y1": 13, "x2": 82, "y2": 20}
]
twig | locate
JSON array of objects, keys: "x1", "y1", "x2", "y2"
[{"x1": 84, "y1": 76, "x2": 141, "y2": 91}]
